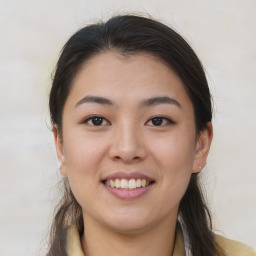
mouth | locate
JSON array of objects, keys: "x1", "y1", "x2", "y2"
[
  {"x1": 101, "y1": 172, "x2": 155, "y2": 199},
  {"x1": 102, "y1": 178, "x2": 154, "y2": 190}
]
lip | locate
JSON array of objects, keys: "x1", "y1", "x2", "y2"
[
  {"x1": 101, "y1": 172, "x2": 155, "y2": 200},
  {"x1": 102, "y1": 182, "x2": 154, "y2": 199}
]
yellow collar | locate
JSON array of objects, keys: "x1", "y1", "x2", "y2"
[{"x1": 66, "y1": 223, "x2": 256, "y2": 256}]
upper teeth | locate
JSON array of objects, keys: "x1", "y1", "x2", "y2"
[{"x1": 105, "y1": 178, "x2": 150, "y2": 190}]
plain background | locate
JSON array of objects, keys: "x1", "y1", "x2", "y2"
[{"x1": 0, "y1": 1, "x2": 255, "y2": 255}]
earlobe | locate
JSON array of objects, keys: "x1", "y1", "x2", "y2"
[
  {"x1": 53, "y1": 125, "x2": 68, "y2": 177},
  {"x1": 192, "y1": 122, "x2": 213, "y2": 173}
]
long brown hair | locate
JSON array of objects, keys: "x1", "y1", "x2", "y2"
[{"x1": 47, "y1": 14, "x2": 224, "y2": 256}]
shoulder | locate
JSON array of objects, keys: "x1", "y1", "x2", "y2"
[{"x1": 215, "y1": 234, "x2": 256, "y2": 256}]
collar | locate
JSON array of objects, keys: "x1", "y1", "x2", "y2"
[{"x1": 66, "y1": 223, "x2": 186, "y2": 256}]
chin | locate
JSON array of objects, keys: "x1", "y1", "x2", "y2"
[
  {"x1": 99, "y1": 208, "x2": 157, "y2": 234},
  {"x1": 107, "y1": 220, "x2": 152, "y2": 235}
]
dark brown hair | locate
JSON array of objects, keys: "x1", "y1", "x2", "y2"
[{"x1": 47, "y1": 14, "x2": 223, "y2": 256}]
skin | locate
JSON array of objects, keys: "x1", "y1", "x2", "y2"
[{"x1": 54, "y1": 52, "x2": 213, "y2": 256}]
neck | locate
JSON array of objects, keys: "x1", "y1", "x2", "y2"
[{"x1": 81, "y1": 214, "x2": 177, "y2": 256}]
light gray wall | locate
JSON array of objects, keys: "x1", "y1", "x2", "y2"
[{"x1": 0, "y1": 1, "x2": 255, "y2": 255}]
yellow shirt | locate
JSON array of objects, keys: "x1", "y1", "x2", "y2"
[{"x1": 66, "y1": 224, "x2": 256, "y2": 256}]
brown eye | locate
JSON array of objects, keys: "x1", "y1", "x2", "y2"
[
  {"x1": 147, "y1": 116, "x2": 174, "y2": 126},
  {"x1": 83, "y1": 115, "x2": 110, "y2": 126},
  {"x1": 91, "y1": 117, "x2": 104, "y2": 126},
  {"x1": 151, "y1": 117, "x2": 163, "y2": 126}
]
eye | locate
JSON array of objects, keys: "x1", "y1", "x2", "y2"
[
  {"x1": 83, "y1": 115, "x2": 110, "y2": 126},
  {"x1": 146, "y1": 116, "x2": 174, "y2": 126}
]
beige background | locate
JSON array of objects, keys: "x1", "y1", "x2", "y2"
[{"x1": 0, "y1": 0, "x2": 255, "y2": 255}]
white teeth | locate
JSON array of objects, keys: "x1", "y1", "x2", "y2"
[
  {"x1": 128, "y1": 179, "x2": 136, "y2": 190},
  {"x1": 104, "y1": 178, "x2": 152, "y2": 190},
  {"x1": 110, "y1": 180, "x2": 115, "y2": 188},
  {"x1": 120, "y1": 179, "x2": 128, "y2": 189},
  {"x1": 115, "y1": 179, "x2": 120, "y2": 188},
  {"x1": 136, "y1": 179, "x2": 142, "y2": 187}
]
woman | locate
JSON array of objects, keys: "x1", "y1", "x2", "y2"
[{"x1": 47, "y1": 14, "x2": 255, "y2": 256}]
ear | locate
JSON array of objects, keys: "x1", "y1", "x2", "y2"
[
  {"x1": 192, "y1": 122, "x2": 213, "y2": 173},
  {"x1": 53, "y1": 125, "x2": 68, "y2": 177}
]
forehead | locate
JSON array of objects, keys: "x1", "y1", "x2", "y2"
[{"x1": 65, "y1": 52, "x2": 193, "y2": 110}]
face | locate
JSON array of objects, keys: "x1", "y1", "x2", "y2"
[{"x1": 55, "y1": 52, "x2": 212, "y2": 234}]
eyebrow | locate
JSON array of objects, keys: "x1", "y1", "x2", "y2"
[
  {"x1": 140, "y1": 96, "x2": 181, "y2": 108},
  {"x1": 75, "y1": 95, "x2": 114, "y2": 107},
  {"x1": 75, "y1": 95, "x2": 181, "y2": 108}
]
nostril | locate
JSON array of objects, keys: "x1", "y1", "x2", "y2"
[{"x1": 108, "y1": 137, "x2": 147, "y2": 163}]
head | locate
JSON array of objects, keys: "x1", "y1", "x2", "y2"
[{"x1": 48, "y1": 15, "x2": 218, "y2": 256}]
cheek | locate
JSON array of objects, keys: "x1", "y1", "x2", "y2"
[
  {"x1": 149, "y1": 130, "x2": 196, "y2": 171},
  {"x1": 63, "y1": 136, "x2": 109, "y2": 210},
  {"x1": 148, "y1": 130, "x2": 195, "y2": 198},
  {"x1": 64, "y1": 132, "x2": 108, "y2": 170},
  {"x1": 62, "y1": 133, "x2": 108, "y2": 197}
]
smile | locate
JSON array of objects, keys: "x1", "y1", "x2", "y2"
[
  {"x1": 104, "y1": 178, "x2": 152, "y2": 190},
  {"x1": 102, "y1": 172, "x2": 155, "y2": 199}
]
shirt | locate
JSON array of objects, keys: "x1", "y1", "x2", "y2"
[{"x1": 66, "y1": 224, "x2": 256, "y2": 256}]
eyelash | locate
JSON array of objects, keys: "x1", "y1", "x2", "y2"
[{"x1": 82, "y1": 115, "x2": 175, "y2": 127}]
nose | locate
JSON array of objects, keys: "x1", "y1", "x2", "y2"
[{"x1": 108, "y1": 122, "x2": 147, "y2": 163}]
